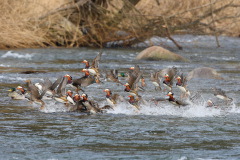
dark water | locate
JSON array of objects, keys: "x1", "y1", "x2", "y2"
[{"x1": 0, "y1": 35, "x2": 240, "y2": 159}]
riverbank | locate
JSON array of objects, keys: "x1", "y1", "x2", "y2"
[{"x1": 0, "y1": 0, "x2": 239, "y2": 49}]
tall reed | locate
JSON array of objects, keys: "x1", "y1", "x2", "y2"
[{"x1": 0, "y1": 0, "x2": 239, "y2": 49}]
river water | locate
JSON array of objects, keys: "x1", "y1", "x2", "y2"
[{"x1": 0, "y1": 35, "x2": 239, "y2": 159}]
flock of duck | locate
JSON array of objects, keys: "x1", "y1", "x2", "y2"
[{"x1": 7, "y1": 52, "x2": 234, "y2": 114}]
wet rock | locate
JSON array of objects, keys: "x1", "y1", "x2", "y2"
[
  {"x1": 20, "y1": 70, "x2": 46, "y2": 74},
  {"x1": 136, "y1": 46, "x2": 189, "y2": 62},
  {"x1": 187, "y1": 67, "x2": 224, "y2": 81}
]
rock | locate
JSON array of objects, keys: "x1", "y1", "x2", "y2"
[
  {"x1": 136, "y1": 46, "x2": 189, "y2": 62},
  {"x1": 187, "y1": 67, "x2": 224, "y2": 81}
]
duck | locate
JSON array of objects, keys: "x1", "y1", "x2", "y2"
[
  {"x1": 82, "y1": 60, "x2": 90, "y2": 69},
  {"x1": 124, "y1": 83, "x2": 139, "y2": 97},
  {"x1": 81, "y1": 93, "x2": 101, "y2": 114},
  {"x1": 118, "y1": 72, "x2": 127, "y2": 78},
  {"x1": 66, "y1": 90, "x2": 76, "y2": 105},
  {"x1": 124, "y1": 67, "x2": 144, "y2": 96},
  {"x1": 206, "y1": 99, "x2": 218, "y2": 108},
  {"x1": 67, "y1": 94, "x2": 87, "y2": 112},
  {"x1": 34, "y1": 81, "x2": 54, "y2": 100},
  {"x1": 54, "y1": 79, "x2": 76, "y2": 105},
  {"x1": 104, "y1": 88, "x2": 125, "y2": 108},
  {"x1": 104, "y1": 89, "x2": 116, "y2": 107},
  {"x1": 160, "y1": 66, "x2": 177, "y2": 91},
  {"x1": 105, "y1": 69, "x2": 123, "y2": 85},
  {"x1": 166, "y1": 91, "x2": 189, "y2": 107},
  {"x1": 55, "y1": 74, "x2": 72, "y2": 97},
  {"x1": 54, "y1": 90, "x2": 74, "y2": 105},
  {"x1": 128, "y1": 95, "x2": 140, "y2": 111},
  {"x1": 36, "y1": 77, "x2": 63, "y2": 97},
  {"x1": 82, "y1": 52, "x2": 102, "y2": 82},
  {"x1": 150, "y1": 71, "x2": 162, "y2": 91},
  {"x1": 7, "y1": 86, "x2": 28, "y2": 100},
  {"x1": 212, "y1": 87, "x2": 233, "y2": 102},
  {"x1": 71, "y1": 69, "x2": 96, "y2": 92},
  {"x1": 129, "y1": 65, "x2": 146, "y2": 88},
  {"x1": 163, "y1": 74, "x2": 173, "y2": 91},
  {"x1": 176, "y1": 73, "x2": 190, "y2": 98},
  {"x1": 25, "y1": 80, "x2": 46, "y2": 110},
  {"x1": 82, "y1": 51, "x2": 102, "y2": 69}
]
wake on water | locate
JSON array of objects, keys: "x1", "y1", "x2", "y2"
[
  {"x1": 39, "y1": 99, "x2": 239, "y2": 118},
  {"x1": 1, "y1": 51, "x2": 34, "y2": 60}
]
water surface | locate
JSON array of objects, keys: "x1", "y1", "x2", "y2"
[{"x1": 0, "y1": 35, "x2": 240, "y2": 160}]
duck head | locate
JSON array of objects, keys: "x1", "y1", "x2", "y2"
[
  {"x1": 73, "y1": 94, "x2": 81, "y2": 102},
  {"x1": 164, "y1": 74, "x2": 170, "y2": 81},
  {"x1": 124, "y1": 83, "x2": 131, "y2": 92},
  {"x1": 118, "y1": 72, "x2": 126, "y2": 77},
  {"x1": 129, "y1": 66, "x2": 135, "y2": 70},
  {"x1": 8, "y1": 88, "x2": 16, "y2": 92},
  {"x1": 17, "y1": 86, "x2": 25, "y2": 94},
  {"x1": 104, "y1": 89, "x2": 112, "y2": 97},
  {"x1": 82, "y1": 60, "x2": 90, "y2": 69},
  {"x1": 176, "y1": 76, "x2": 181, "y2": 81},
  {"x1": 81, "y1": 93, "x2": 88, "y2": 101},
  {"x1": 82, "y1": 69, "x2": 90, "y2": 77},
  {"x1": 64, "y1": 74, "x2": 72, "y2": 83},
  {"x1": 66, "y1": 90, "x2": 73, "y2": 97}
]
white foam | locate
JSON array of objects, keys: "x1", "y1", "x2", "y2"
[
  {"x1": 1, "y1": 51, "x2": 34, "y2": 60},
  {"x1": 29, "y1": 99, "x2": 239, "y2": 117},
  {"x1": 0, "y1": 64, "x2": 10, "y2": 67},
  {"x1": 41, "y1": 101, "x2": 68, "y2": 113},
  {"x1": 209, "y1": 56, "x2": 235, "y2": 61},
  {"x1": 106, "y1": 101, "x2": 238, "y2": 117}
]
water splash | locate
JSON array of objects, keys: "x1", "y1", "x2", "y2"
[
  {"x1": 1, "y1": 51, "x2": 34, "y2": 60},
  {"x1": 38, "y1": 101, "x2": 68, "y2": 113},
  {"x1": 105, "y1": 101, "x2": 238, "y2": 117}
]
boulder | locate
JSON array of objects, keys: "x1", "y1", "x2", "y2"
[
  {"x1": 187, "y1": 67, "x2": 224, "y2": 81},
  {"x1": 136, "y1": 46, "x2": 189, "y2": 62}
]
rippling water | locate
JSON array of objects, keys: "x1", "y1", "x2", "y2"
[{"x1": 0, "y1": 35, "x2": 240, "y2": 159}]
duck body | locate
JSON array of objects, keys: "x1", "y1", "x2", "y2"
[
  {"x1": 128, "y1": 95, "x2": 140, "y2": 110},
  {"x1": 176, "y1": 74, "x2": 190, "y2": 98},
  {"x1": 8, "y1": 87, "x2": 27, "y2": 100},
  {"x1": 81, "y1": 94, "x2": 101, "y2": 114},
  {"x1": 160, "y1": 67, "x2": 177, "y2": 91},
  {"x1": 106, "y1": 69, "x2": 123, "y2": 85},
  {"x1": 106, "y1": 96, "x2": 116, "y2": 108},
  {"x1": 25, "y1": 80, "x2": 47, "y2": 110},
  {"x1": 67, "y1": 94, "x2": 87, "y2": 112},
  {"x1": 150, "y1": 71, "x2": 162, "y2": 91},
  {"x1": 163, "y1": 75, "x2": 172, "y2": 91},
  {"x1": 104, "y1": 89, "x2": 124, "y2": 108},
  {"x1": 212, "y1": 87, "x2": 233, "y2": 101},
  {"x1": 167, "y1": 92, "x2": 189, "y2": 107}
]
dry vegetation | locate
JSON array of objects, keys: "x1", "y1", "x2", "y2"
[{"x1": 0, "y1": 0, "x2": 239, "y2": 49}]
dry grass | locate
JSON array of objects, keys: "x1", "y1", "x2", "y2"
[{"x1": 0, "y1": 0, "x2": 239, "y2": 49}]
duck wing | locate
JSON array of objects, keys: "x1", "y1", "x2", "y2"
[
  {"x1": 26, "y1": 80, "x2": 42, "y2": 100},
  {"x1": 49, "y1": 77, "x2": 62, "y2": 91},
  {"x1": 180, "y1": 73, "x2": 188, "y2": 87},
  {"x1": 91, "y1": 51, "x2": 102, "y2": 69},
  {"x1": 132, "y1": 71, "x2": 144, "y2": 92},
  {"x1": 106, "y1": 69, "x2": 123, "y2": 85},
  {"x1": 212, "y1": 87, "x2": 227, "y2": 97},
  {"x1": 72, "y1": 76, "x2": 95, "y2": 87},
  {"x1": 56, "y1": 77, "x2": 67, "y2": 97}
]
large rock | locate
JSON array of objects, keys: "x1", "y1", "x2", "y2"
[
  {"x1": 187, "y1": 67, "x2": 224, "y2": 81},
  {"x1": 136, "y1": 46, "x2": 189, "y2": 62}
]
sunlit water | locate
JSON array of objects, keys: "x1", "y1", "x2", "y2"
[{"x1": 0, "y1": 35, "x2": 240, "y2": 159}]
